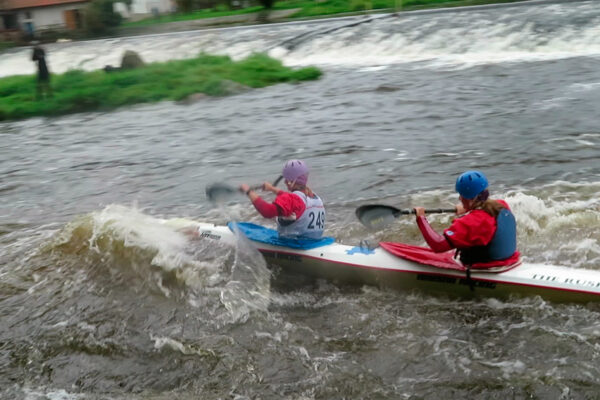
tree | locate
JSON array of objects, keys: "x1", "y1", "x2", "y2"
[
  {"x1": 176, "y1": 0, "x2": 194, "y2": 13},
  {"x1": 258, "y1": 0, "x2": 274, "y2": 8},
  {"x1": 84, "y1": 0, "x2": 123, "y2": 35}
]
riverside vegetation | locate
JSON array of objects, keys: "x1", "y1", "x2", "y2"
[
  {"x1": 0, "y1": 53, "x2": 321, "y2": 121},
  {"x1": 124, "y1": 0, "x2": 530, "y2": 27},
  {"x1": 0, "y1": 0, "x2": 531, "y2": 46}
]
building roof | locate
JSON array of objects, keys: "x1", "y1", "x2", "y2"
[{"x1": 2, "y1": 0, "x2": 89, "y2": 10}]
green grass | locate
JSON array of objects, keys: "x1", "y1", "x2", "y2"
[
  {"x1": 273, "y1": 0, "x2": 395, "y2": 17},
  {"x1": 0, "y1": 53, "x2": 321, "y2": 121},
  {"x1": 275, "y1": 0, "x2": 530, "y2": 17},
  {"x1": 123, "y1": 0, "x2": 529, "y2": 27},
  {"x1": 0, "y1": 41, "x2": 16, "y2": 52}
]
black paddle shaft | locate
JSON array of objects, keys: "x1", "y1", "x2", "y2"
[
  {"x1": 355, "y1": 204, "x2": 456, "y2": 230},
  {"x1": 247, "y1": 175, "x2": 284, "y2": 192},
  {"x1": 393, "y1": 208, "x2": 457, "y2": 216}
]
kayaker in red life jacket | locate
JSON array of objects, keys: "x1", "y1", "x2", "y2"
[
  {"x1": 414, "y1": 170, "x2": 520, "y2": 267},
  {"x1": 239, "y1": 160, "x2": 326, "y2": 239}
]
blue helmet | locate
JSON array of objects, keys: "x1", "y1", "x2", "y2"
[{"x1": 455, "y1": 170, "x2": 488, "y2": 199}]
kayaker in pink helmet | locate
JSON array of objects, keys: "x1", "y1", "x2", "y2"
[{"x1": 240, "y1": 160, "x2": 326, "y2": 239}]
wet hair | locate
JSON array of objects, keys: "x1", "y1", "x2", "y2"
[
  {"x1": 470, "y1": 190, "x2": 505, "y2": 217},
  {"x1": 289, "y1": 182, "x2": 315, "y2": 198}
]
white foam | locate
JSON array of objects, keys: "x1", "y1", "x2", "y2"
[
  {"x1": 569, "y1": 82, "x2": 600, "y2": 92},
  {"x1": 151, "y1": 334, "x2": 217, "y2": 357},
  {"x1": 2, "y1": 3, "x2": 599, "y2": 77},
  {"x1": 23, "y1": 388, "x2": 84, "y2": 400},
  {"x1": 88, "y1": 204, "x2": 194, "y2": 272},
  {"x1": 479, "y1": 359, "x2": 527, "y2": 379},
  {"x1": 282, "y1": 17, "x2": 600, "y2": 68}
]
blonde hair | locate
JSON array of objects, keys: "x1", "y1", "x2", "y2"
[{"x1": 291, "y1": 183, "x2": 315, "y2": 198}]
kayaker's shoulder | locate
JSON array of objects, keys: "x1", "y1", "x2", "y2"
[{"x1": 494, "y1": 199, "x2": 511, "y2": 210}]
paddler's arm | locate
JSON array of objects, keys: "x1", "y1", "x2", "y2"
[
  {"x1": 240, "y1": 183, "x2": 282, "y2": 218},
  {"x1": 414, "y1": 207, "x2": 454, "y2": 253}
]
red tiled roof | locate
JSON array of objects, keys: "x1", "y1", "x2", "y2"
[{"x1": 3, "y1": 0, "x2": 89, "y2": 10}]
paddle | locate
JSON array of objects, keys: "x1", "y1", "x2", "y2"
[
  {"x1": 355, "y1": 204, "x2": 456, "y2": 230},
  {"x1": 206, "y1": 175, "x2": 283, "y2": 203}
]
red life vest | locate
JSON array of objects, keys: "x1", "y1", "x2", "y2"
[{"x1": 444, "y1": 200, "x2": 518, "y2": 265}]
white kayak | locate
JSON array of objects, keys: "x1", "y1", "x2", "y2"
[{"x1": 180, "y1": 221, "x2": 600, "y2": 303}]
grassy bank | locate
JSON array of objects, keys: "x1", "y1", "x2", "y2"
[
  {"x1": 0, "y1": 41, "x2": 16, "y2": 52},
  {"x1": 124, "y1": 0, "x2": 529, "y2": 27},
  {"x1": 280, "y1": 0, "x2": 528, "y2": 17},
  {"x1": 0, "y1": 53, "x2": 321, "y2": 121}
]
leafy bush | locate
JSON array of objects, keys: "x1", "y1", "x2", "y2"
[
  {"x1": 259, "y1": 0, "x2": 275, "y2": 8},
  {"x1": 176, "y1": 0, "x2": 194, "y2": 12},
  {"x1": 84, "y1": 0, "x2": 123, "y2": 35},
  {"x1": 213, "y1": 3, "x2": 230, "y2": 12}
]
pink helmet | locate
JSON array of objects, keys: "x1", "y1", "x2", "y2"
[{"x1": 282, "y1": 159, "x2": 309, "y2": 185}]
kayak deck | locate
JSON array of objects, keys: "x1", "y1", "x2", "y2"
[{"x1": 182, "y1": 221, "x2": 600, "y2": 303}]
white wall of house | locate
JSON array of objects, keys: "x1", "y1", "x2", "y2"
[
  {"x1": 114, "y1": 0, "x2": 174, "y2": 19},
  {"x1": 16, "y1": 4, "x2": 85, "y2": 32}
]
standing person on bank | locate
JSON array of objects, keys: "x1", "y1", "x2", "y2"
[
  {"x1": 32, "y1": 45, "x2": 52, "y2": 99},
  {"x1": 240, "y1": 160, "x2": 326, "y2": 239},
  {"x1": 413, "y1": 170, "x2": 519, "y2": 267}
]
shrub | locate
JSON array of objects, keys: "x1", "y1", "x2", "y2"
[
  {"x1": 176, "y1": 0, "x2": 194, "y2": 12},
  {"x1": 84, "y1": 0, "x2": 123, "y2": 35}
]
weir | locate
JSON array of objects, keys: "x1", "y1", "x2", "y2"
[
  {"x1": 1, "y1": 0, "x2": 599, "y2": 77},
  {"x1": 274, "y1": 0, "x2": 586, "y2": 51}
]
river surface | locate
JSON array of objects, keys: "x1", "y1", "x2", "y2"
[{"x1": 1, "y1": 1, "x2": 600, "y2": 399}]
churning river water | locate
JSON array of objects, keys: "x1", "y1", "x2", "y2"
[{"x1": 1, "y1": 1, "x2": 600, "y2": 398}]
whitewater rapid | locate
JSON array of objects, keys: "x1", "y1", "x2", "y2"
[{"x1": 1, "y1": 0, "x2": 599, "y2": 77}]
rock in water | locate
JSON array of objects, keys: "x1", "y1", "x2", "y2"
[
  {"x1": 120, "y1": 50, "x2": 145, "y2": 70},
  {"x1": 176, "y1": 93, "x2": 208, "y2": 105}
]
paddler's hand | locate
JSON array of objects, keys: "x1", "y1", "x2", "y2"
[
  {"x1": 262, "y1": 182, "x2": 280, "y2": 194},
  {"x1": 239, "y1": 183, "x2": 252, "y2": 195},
  {"x1": 455, "y1": 203, "x2": 466, "y2": 215},
  {"x1": 413, "y1": 207, "x2": 426, "y2": 217}
]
